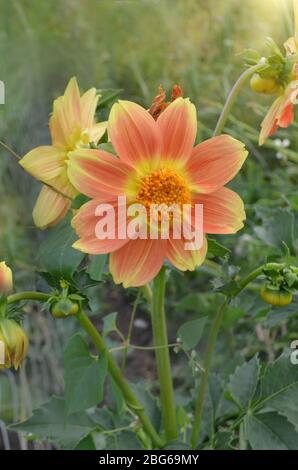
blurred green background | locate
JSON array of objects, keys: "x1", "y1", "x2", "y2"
[{"x1": 1, "y1": 0, "x2": 298, "y2": 449}]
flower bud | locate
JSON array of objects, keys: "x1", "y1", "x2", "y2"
[
  {"x1": 260, "y1": 285, "x2": 293, "y2": 307},
  {"x1": 0, "y1": 318, "x2": 28, "y2": 369},
  {"x1": 250, "y1": 73, "x2": 280, "y2": 95},
  {"x1": 0, "y1": 262, "x2": 13, "y2": 294},
  {"x1": 50, "y1": 299, "x2": 79, "y2": 319}
]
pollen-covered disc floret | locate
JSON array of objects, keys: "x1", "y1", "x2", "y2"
[{"x1": 136, "y1": 168, "x2": 191, "y2": 209}]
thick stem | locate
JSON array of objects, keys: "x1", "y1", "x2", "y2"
[
  {"x1": 151, "y1": 267, "x2": 178, "y2": 441},
  {"x1": 76, "y1": 309, "x2": 164, "y2": 449},
  {"x1": 190, "y1": 298, "x2": 228, "y2": 449},
  {"x1": 213, "y1": 63, "x2": 264, "y2": 136}
]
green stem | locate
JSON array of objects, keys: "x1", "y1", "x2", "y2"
[
  {"x1": 213, "y1": 63, "x2": 264, "y2": 136},
  {"x1": 190, "y1": 298, "x2": 229, "y2": 449},
  {"x1": 151, "y1": 267, "x2": 178, "y2": 441},
  {"x1": 7, "y1": 292, "x2": 51, "y2": 304},
  {"x1": 76, "y1": 309, "x2": 164, "y2": 449}
]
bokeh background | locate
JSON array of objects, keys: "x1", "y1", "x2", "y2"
[{"x1": 1, "y1": 0, "x2": 298, "y2": 449}]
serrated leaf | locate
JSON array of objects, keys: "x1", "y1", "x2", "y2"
[
  {"x1": 256, "y1": 351, "x2": 298, "y2": 426},
  {"x1": 244, "y1": 412, "x2": 298, "y2": 450},
  {"x1": 64, "y1": 334, "x2": 107, "y2": 415},
  {"x1": 228, "y1": 355, "x2": 260, "y2": 409},
  {"x1": 177, "y1": 317, "x2": 207, "y2": 351},
  {"x1": 10, "y1": 397, "x2": 95, "y2": 449},
  {"x1": 40, "y1": 216, "x2": 84, "y2": 281}
]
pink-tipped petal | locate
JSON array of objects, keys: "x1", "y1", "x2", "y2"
[
  {"x1": 19, "y1": 146, "x2": 65, "y2": 183},
  {"x1": 108, "y1": 100, "x2": 161, "y2": 168},
  {"x1": 187, "y1": 135, "x2": 248, "y2": 193},
  {"x1": 33, "y1": 185, "x2": 71, "y2": 229},
  {"x1": 110, "y1": 239, "x2": 166, "y2": 288},
  {"x1": 194, "y1": 187, "x2": 246, "y2": 234},
  {"x1": 0, "y1": 261, "x2": 13, "y2": 294},
  {"x1": 72, "y1": 198, "x2": 129, "y2": 255},
  {"x1": 157, "y1": 97, "x2": 197, "y2": 163},
  {"x1": 49, "y1": 77, "x2": 81, "y2": 148},
  {"x1": 166, "y1": 235, "x2": 207, "y2": 271},
  {"x1": 68, "y1": 148, "x2": 132, "y2": 198}
]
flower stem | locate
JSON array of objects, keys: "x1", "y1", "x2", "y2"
[
  {"x1": 213, "y1": 63, "x2": 264, "y2": 137},
  {"x1": 190, "y1": 298, "x2": 228, "y2": 449},
  {"x1": 7, "y1": 292, "x2": 51, "y2": 304},
  {"x1": 151, "y1": 267, "x2": 178, "y2": 441},
  {"x1": 76, "y1": 309, "x2": 164, "y2": 449}
]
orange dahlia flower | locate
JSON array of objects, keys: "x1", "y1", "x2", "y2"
[
  {"x1": 259, "y1": 1, "x2": 298, "y2": 145},
  {"x1": 69, "y1": 98, "x2": 247, "y2": 287},
  {"x1": 19, "y1": 78, "x2": 107, "y2": 229}
]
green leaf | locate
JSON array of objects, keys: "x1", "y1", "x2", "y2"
[
  {"x1": 97, "y1": 89, "x2": 123, "y2": 109},
  {"x1": 10, "y1": 397, "x2": 95, "y2": 449},
  {"x1": 207, "y1": 238, "x2": 231, "y2": 258},
  {"x1": 40, "y1": 216, "x2": 84, "y2": 281},
  {"x1": 257, "y1": 351, "x2": 298, "y2": 426},
  {"x1": 87, "y1": 255, "x2": 107, "y2": 281},
  {"x1": 244, "y1": 412, "x2": 298, "y2": 450},
  {"x1": 71, "y1": 194, "x2": 90, "y2": 210},
  {"x1": 74, "y1": 433, "x2": 96, "y2": 450},
  {"x1": 228, "y1": 355, "x2": 260, "y2": 409},
  {"x1": 103, "y1": 312, "x2": 118, "y2": 337},
  {"x1": 177, "y1": 317, "x2": 207, "y2": 351},
  {"x1": 64, "y1": 334, "x2": 107, "y2": 415}
]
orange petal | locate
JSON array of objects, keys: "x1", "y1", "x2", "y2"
[
  {"x1": 157, "y1": 97, "x2": 197, "y2": 163},
  {"x1": 49, "y1": 77, "x2": 81, "y2": 148},
  {"x1": 110, "y1": 239, "x2": 166, "y2": 288},
  {"x1": 187, "y1": 135, "x2": 248, "y2": 193},
  {"x1": 194, "y1": 187, "x2": 245, "y2": 234},
  {"x1": 33, "y1": 185, "x2": 71, "y2": 229},
  {"x1": 166, "y1": 235, "x2": 207, "y2": 271},
  {"x1": 67, "y1": 148, "x2": 132, "y2": 198},
  {"x1": 72, "y1": 198, "x2": 129, "y2": 255},
  {"x1": 20, "y1": 146, "x2": 65, "y2": 183},
  {"x1": 108, "y1": 100, "x2": 161, "y2": 168}
]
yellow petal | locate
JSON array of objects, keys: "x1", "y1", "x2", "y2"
[{"x1": 20, "y1": 146, "x2": 66, "y2": 183}]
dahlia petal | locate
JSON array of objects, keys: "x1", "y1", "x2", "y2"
[
  {"x1": 166, "y1": 235, "x2": 207, "y2": 271},
  {"x1": 157, "y1": 97, "x2": 197, "y2": 163},
  {"x1": 33, "y1": 185, "x2": 71, "y2": 229},
  {"x1": 19, "y1": 146, "x2": 65, "y2": 183},
  {"x1": 72, "y1": 198, "x2": 129, "y2": 255},
  {"x1": 108, "y1": 100, "x2": 161, "y2": 168},
  {"x1": 67, "y1": 148, "x2": 132, "y2": 198},
  {"x1": 89, "y1": 121, "x2": 108, "y2": 144},
  {"x1": 194, "y1": 187, "x2": 245, "y2": 234},
  {"x1": 110, "y1": 239, "x2": 166, "y2": 288},
  {"x1": 80, "y1": 87, "x2": 98, "y2": 129},
  {"x1": 187, "y1": 135, "x2": 248, "y2": 193},
  {"x1": 49, "y1": 77, "x2": 81, "y2": 148}
]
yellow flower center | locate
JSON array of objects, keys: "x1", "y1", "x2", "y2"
[{"x1": 136, "y1": 168, "x2": 191, "y2": 209}]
